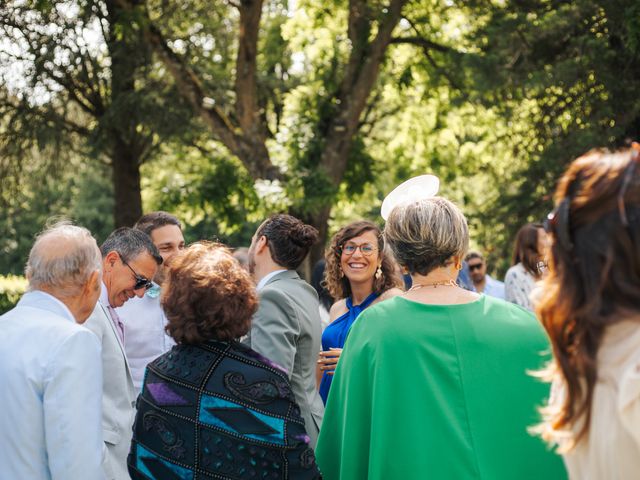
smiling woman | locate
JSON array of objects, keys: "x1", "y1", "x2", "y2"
[{"x1": 317, "y1": 221, "x2": 403, "y2": 404}]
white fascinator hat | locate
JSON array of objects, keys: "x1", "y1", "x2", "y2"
[{"x1": 380, "y1": 174, "x2": 440, "y2": 221}]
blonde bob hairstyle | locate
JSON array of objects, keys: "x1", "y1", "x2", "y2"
[{"x1": 384, "y1": 197, "x2": 469, "y2": 275}]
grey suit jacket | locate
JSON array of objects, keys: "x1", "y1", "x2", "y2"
[
  {"x1": 84, "y1": 301, "x2": 136, "y2": 480},
  {"x1": 244, "y1": 270, "x2": 325, "y2": 447}
]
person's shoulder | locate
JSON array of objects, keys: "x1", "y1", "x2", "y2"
[
  {"x1": 378, "y1": 287, "x2": 403, "y2": 302},
  {"x1": 328, "y1": 299, "x2": 348, "y2": 322},
  {"x1": 229, "y1": 341, "x2": 291, "y2": 378},
  {"x1": 483, "y1": 294, "x2": 538, "y2": 323}
]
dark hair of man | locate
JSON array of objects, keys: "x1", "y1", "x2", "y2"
[
  {"x1": 101, "y1": 227, "x2": 163, "y2": 265},
  {"x1": 256, "y1": 214, "x2": 318, "y2": 269},
  {"x1": 134, "y1": 211, "x2": 182, "y2": 237},
  {"x1": 536, "y1": 146, "x2": 640, "y2": 448},
  {"x1": 464, "y1": 251, "x2": 483, "y2": 263},
  {"x1": 511, "y1": 223, "x2": 544, "y2": 278}
]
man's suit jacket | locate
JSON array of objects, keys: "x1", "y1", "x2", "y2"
[
  {"x1": 245, "y1": 270, "x2": 325, "y2": 447},
  {"x1": 84, "y1": 300, "x2": 136, "y2": 480}
]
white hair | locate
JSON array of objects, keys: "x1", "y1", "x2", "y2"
[{"x1": 26, "y1": 221, "x2": 102, "y2": 298}]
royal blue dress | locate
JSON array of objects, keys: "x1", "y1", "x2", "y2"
[{"x1": 319, "y1": 291, "x2": 379, "y2": 404}]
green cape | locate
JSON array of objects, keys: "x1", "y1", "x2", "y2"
[{"x1": 315, "y1": 295, "x2": 566, "y2": 480}]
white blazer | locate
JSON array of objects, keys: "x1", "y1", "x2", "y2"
[{"x1": 84, "y1": 287, "x2": 136, "y2": 480}]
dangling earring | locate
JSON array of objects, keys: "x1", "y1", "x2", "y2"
[
  {"x1": 375, "y1": 265, "x2": 382, "y2": 280},
  {"x1": 339, "y1": 268, "x2": 344, "y2": 278}
]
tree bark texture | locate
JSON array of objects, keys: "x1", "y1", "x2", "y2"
[
  {"x1": 115, "y1": 0, "x2": 407, "y2": 265},
  {"x1": 105, "y1": 0, "x2": 146, "y2": 227}
]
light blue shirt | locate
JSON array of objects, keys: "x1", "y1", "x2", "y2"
[
  {"x1": 483, "y1": 274, "x2": 506, "y2": 299},
  {"x1": 115, "y1": 283, "x2": 175, "y2": 392},
  {"x1": 0, "y1": 291, "x2": 105, "y2": 480}
]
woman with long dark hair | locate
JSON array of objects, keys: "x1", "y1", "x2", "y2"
[
  {"x1": 504, "y1": 222, "x2": 548, "y2": 310},
  {"x1": 536, "y1": 145, "x2": 640, "y2": 478}
]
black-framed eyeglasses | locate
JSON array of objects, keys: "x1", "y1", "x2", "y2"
[
  {"x1": 338, "y1": 242, "x2": 378, "y2": 257},
  {"x1": 468, "y1": 263, "x2": 484, "y2": 272},
  {"x1": 120, "y1": 256, "x2": 153, "y2": 291}
]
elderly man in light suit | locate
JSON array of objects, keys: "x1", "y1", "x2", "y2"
[
  {"x1": 84, "y1": 227, "x2": 162, "y2": 480},
  {"x1": 0, "y1": 222, "x2": 104, "y2": 480},
  {"x1": 243, "y1": 214, "x2": 325, "y2": 447}
]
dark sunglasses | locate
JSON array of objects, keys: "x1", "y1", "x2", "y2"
[
  {"x1": 468, "y1": 263, "x2": 484, "y2": 271},
  {"x1": 121, "y1": 257, "x2": 153, "y2": 291}
]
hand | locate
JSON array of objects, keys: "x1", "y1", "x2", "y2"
[{"x1": 317, "y1": 348, "x2": 343, "y2": 376}]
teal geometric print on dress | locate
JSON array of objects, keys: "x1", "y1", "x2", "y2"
[
  {"x1": 136, "y1": 444, "x2": 193, "y2": 480},
  {"x1": 199, "y1": 395, "x2": 286, "y2": 445}
]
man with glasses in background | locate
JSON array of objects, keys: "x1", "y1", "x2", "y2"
[
  {"x1": 116, "y1": 212, "x2": 185, "y2": 392},
  {"x1": 84, "y1": 227, "x2": 162, "y2": 480},
  {"x1": 465, "y1": 250, "x2": 505, "y2": 299}
]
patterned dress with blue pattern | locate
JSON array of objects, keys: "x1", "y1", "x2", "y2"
[{"x1": 128, "y1": 340, "x2": 321, "y2": 479}]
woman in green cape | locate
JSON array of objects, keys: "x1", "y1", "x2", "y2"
[{"x1": 315, "y1": 196, "x2": 566, "y2": 480}]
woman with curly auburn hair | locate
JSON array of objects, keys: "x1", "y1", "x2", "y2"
[
  {"x1": 128, "y1": 242, "x2": 320, "y2": 479},
  {"x1": 317, "y1": 221, "x2": 402, "y2": 404},
  {"x1": 536, "y1": 146, "x2": 640, "y2": 479}
]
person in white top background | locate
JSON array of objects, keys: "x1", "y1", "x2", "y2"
[
  {"x1": 0, "y1": 222, "x2": 105, "y2": 480},
  {"x1": 116, "y1": 211, "x2": 185, "y2": 391},
  {"x1": 536, "y1": 145, "x2": 640, "y2": 479}
]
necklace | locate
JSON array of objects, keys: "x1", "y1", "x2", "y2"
[{"x1": 407, "y1": 279, "x2": 458, "y2": 292}]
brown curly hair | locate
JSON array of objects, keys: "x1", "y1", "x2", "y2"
[
  {"x1": 162, "y1": 242, "x2": 258, "y2": 344},
  {"x1": 324, "y1": 221, "x2": 401, "y2": 300}
]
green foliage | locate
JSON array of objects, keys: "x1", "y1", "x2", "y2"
[
  {"x1": 0, "y1": 151, "x2": 113, "y2": 274},
  {"x1": 0, "y1": 275, "x2": 27, "y2": 314},
  {"x1": 142, "y1": 139, "x2": 261, "y2": 248}
]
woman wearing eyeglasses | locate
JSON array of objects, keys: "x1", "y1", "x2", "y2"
[
  {"x1": 504, "y1": 223, "x2": 549, "y2": 311},
  {"x1": 317, "y1": 221, "x2": 402, "y2": 404},
  {"x1": 315, "y1": 198, "x2": 566, "y2": 479},
  {"x1": 536, "y1": 146, "x2": 640, "y2": 479}
]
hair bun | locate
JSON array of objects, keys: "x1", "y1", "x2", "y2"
[{"x1": 290, "y1": 223, "x2": 319, "y2": 248}]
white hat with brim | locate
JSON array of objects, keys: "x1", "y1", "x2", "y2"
[{"x1": 380, "y1": 174, "x2": 440, "y2": 221}]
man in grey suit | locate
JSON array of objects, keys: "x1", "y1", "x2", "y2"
[
  {"x1": 244, "y1": 214, "x2": 325, "y2": 447},
  {"x1": 84, "y1": 227, "x2": 162, "y2": 480}
]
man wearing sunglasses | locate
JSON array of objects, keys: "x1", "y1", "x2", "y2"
[
  {"x1": 465, "y1": 250, "x2": 505, "y2": 300},
  {"x1": 116, "y1": 212, "x2": 185, "y2": 393},
  {"x1": 84, "y1": 227, "x2": 162, "y2": 480}
]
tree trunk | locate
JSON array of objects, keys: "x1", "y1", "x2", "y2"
[
  {"x1": 294, "y1": 203, "x2": 332, "y2": 281},
  {"x1": 111, "y1": 140, "x2": 143, "y2": 227},
  {"x1": 106, "y1": 0, "x2": 147, "y2": 227}
]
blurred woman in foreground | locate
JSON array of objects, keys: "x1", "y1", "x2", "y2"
[
  {"x1": 128, "y1": 243, "x2": 320, "y2": 479},
  {"x1": 315, "y1": 197, "x2": 566, "y2": 479},
  {"x1": 317, "y1": 221, "x2": 402, "y2": 403},
  {"x1": 537, "y1": 146, "x2": 640, "y2": 479}
]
